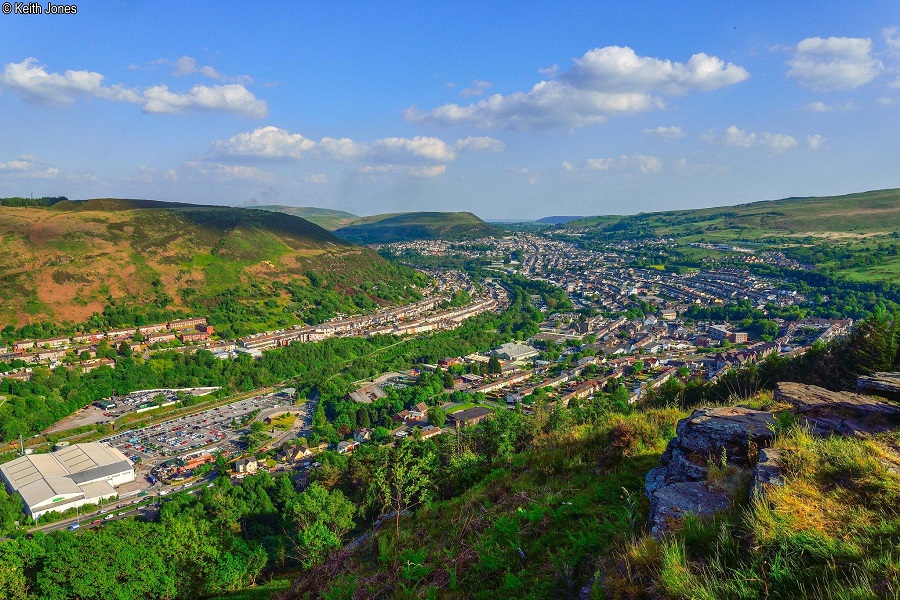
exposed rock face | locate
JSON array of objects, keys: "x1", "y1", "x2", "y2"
[
  {"x1": 774, "y1": 381, "x2": 900, "y2": 437},
  {"x1": 857, "y1": 372, "x2": 900, "y2": 402},
  {"x1": 645, "y1": 407, "x2": 776, "y2": 538},
  {"x1": 646, "y1": 381, "x2": 900, "y2": 538},
  {"x1": 750, "y1": 448, "x2": 783, "y2": 500}
]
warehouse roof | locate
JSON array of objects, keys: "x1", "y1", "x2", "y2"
[{"x1": 0, "y1": 443, "x2": 133, "y2": 514}]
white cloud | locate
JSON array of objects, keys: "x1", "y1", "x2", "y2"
[
  {"x1": 210, "y1": 128, "x2": 505, "y2": 165},
  {"x1": 372, "y1": 136, "x2": 456, "y2": 161},
  {"x1": 318, "y1": 137, "x2": 369, "y2": 159},
  {"x1": 304, "y1": 173, "x2": 328, "y2": 184},
  {"x1": 787, "y1": 37, "x2": 882, "y2": 90},
  {"x1": 642, "y1": 125, "x2": 685, "y2": 139},
  {"x1": 452, "y1": 136, "x2": 506, "y2": 152},
  {"x1": 405, "y1": 45, "x2": 748, "y2": 129},
  {"x1": 141, "y1": 83, "x2": 267, "y2": 117},
  {"x1": 806, "y1": 134, "x2": 827, "y2": 150},
  {"x1": 166, "y1": 56, "x2": 253, "y2": 84},
  {"x1": 878, "y1": 96, "x2": 895, "y2": 105},
  {"x1": 0, "y1": 155, "x2": 61, "y2": 179},
  {"x1": 0, "y1": 57, "x2": 139, "y2": 104},
  {"x1": 884, "y1": 27, "x2": 900, "y2": 54},
  {"x1": 360, "y1": 164, "x2": 446, "y2": 178},
  {"x1": 210, "y1": 126, "x2": 317, "y2": 159},
  {"x1": 0, "y1": 58, "x2": 267, "y2": 117},
  {"x1": 183, "y1": 161, "x2": 272, "y2": 182},
  {"x1": 538, "y1": 64, "x2": 559, "y2": 78},
  {"x1": 805, "y1": 100, "x2": 853, "y2": 112},
  {"x1": 565, "y1": 153, "x2": 662, "y2": 174},
  {"x1": 460, "y1": 80, "x2": 492, "y2": 98},
  {"x1": 719, "y1": 125, "x2": 798, "y2": 152},
  {"x1": 703, "y1": 126, "x2": 803, "y2": 152}
]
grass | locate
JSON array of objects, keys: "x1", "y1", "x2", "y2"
[
  {"x1": 608, "y1": 423, "x2": 900, "y2": 599},
  {"x1": 267, "y1": 413, "x2": 296, "y2": 431}
]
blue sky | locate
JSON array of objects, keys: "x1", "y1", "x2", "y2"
[{"x1": 1, "y1": 1, "x2": 899, "y2": 219}]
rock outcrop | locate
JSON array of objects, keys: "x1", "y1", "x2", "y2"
[
  {"x1": 646, "y1": 380, "x2": 900, "y2": 538},
  {"x1": 774, "y1": 381, "x2": 900, "y2": 437},
  {"x1": 645, "y1": 407, "x2": 776, "y2": 538},
  {"x1": 857, "y1": 372, "x2": 900, "y2": 402},
  {"x1": 750, "y1": 448, "x2": 783, "y2": 500}
]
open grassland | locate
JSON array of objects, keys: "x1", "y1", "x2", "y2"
[
  {"x1": 567, "y1": 188, "x2": 900, "y2": 240},
  {"x1": 0, "y1": 199, "x2": 396, "y2": 326}
]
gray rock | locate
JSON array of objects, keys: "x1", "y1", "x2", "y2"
[
  {"x1": 775, "y1": 382, "x2": 900, "y2": 437},
  {"x1": 750, "y1": 448, "x2": 783, "y2": 500},
  {"x1": 674, "y1": 406, "x2": 776, "y2": 465},
  {"x1": 857, "y1": 372, "x2": 900, "y2": 402},
  {"x1": 646, "y1": 406, "x2": 777, "y2": 539},
  {"x1": 649, "y1": 481, "x2": 733, "y2": 539}
]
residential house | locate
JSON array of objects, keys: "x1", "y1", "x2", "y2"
[
  {"x1": 447, "y1": 407, "x2": 494, "y2": 428},
  {"x1": 234, "y1": 457, "x2": 259, "y2": 474}
]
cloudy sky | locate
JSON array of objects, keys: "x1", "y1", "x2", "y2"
[{"x1": 1, "y1": 1, "x2": 899, "y2": 219}]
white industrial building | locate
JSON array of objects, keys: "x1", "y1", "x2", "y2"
[
  {"x1": 0, "y1": 443, "x2": 135, "y2": 521},
  {"x1": 492, "y1": 342, "x2": 540, "y2": 362}
]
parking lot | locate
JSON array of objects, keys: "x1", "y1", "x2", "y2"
[{"x1": 101, "y1": 392, "x2": 293, "y2": 466}]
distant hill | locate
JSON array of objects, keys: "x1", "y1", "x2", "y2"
[
  {"x1": 334, "y1": 211, "x2": 502, "y2": 244},
  {"x1": 536, "y1": 215, "x2": 584, "y2": 225},
  {"x1": 0, "y1": 199, "x2": 418, "y2": 327},
  {"x1": 562, "y1": 188, "x2": 900, "y2": 240},
  {"x1": 251, "y1": 205, "x2": 360, "y2": 231}
]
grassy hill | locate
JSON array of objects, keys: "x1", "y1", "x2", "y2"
[
  {"x1": 334, "y1": 211, "x2": 503, "y2": 244},
  {"x1": 564, "y1": 188, "x2": 900, "y2": 240},
  {"x1": 251, "y1": 205, "x2": 360, "y2": 231},
  {"x1": 0, "y1": 199, "x2": 424, "y2": 331},
  {"x1": 561, "y1": 188, "x2": 900, "y2": 283}
]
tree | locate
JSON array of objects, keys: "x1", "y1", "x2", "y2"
[
  {"x1": 0, "y1": 485, "x2": 23, "y2": 535},
  {"x1": 369, "y1": 439, "x2": 436, "y2": 545},
  {"x1": 632, "y1": 360, "x2": 644, "y2": 375},
  {"x1": 215, "y1": 453, "x2": 228, "y2": 478},
  {"x1": 284, "y1": 483, "x2": 355, "y2": 568},
  {"x1": 356, "y1": 407, "x2": 371, "y2": 429},
  {"x1": 427, "y1": 405, "x2": 446, "y2": 428},
  {"x1": 488, "y1": 356, "x2": 502, "y2": 375},
  {"x1": 442, "y1": 371, "x2": 455, "y2": 389}
]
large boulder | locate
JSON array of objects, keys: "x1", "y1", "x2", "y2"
[
  {"x1": 648, "y1": 481, "x2": 733, "y2": 539},
  {"x1": 674, "y1": 406, "x2": 776, "y2": 464},
  {"x1": 857, "y1": 372, "x2": 900, "y2": 402},
  {"x1": 645, "y1": 406, "x2": 776, "y2": 538},
  {"x1": 750, "y1": 448, "x2": 783, "y2": 500},
  {"x1": 774, "y1": 382, "x2": 900, "y2": 437}
]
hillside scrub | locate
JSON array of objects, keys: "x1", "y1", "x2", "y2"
[{"x1": 282, "y1": 407, "x2": 685, "y2": 599}]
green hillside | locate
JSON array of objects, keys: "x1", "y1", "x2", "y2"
[
  {"x1": 334, "y1": 211, "x2": 503, "y2": 243},
  {"x1": 561, "y1": 188, "x2": 900, "y2": 283},
  {"x1": 251, "y1": 205, "x2": 360, "y2": 231},
  {"x1": 564, "y1": 188, "x2": 900, "y2": 240},
  {"x1": 0, "y1": 199, "x2": 425, "y2": 335}
]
